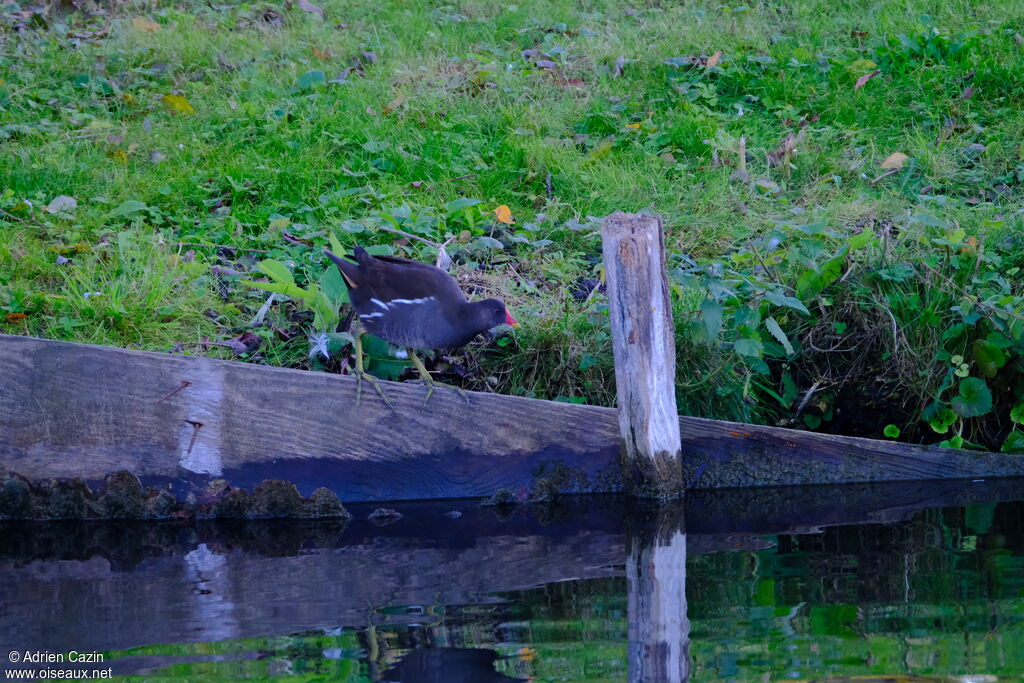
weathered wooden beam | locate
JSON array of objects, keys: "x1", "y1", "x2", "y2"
[
  {"x1": 2, "y1": 333, "x2": 1024, "y2": 503},
  {"x1": 601, "y1": 212, "x2": 683, "y2": 499}
]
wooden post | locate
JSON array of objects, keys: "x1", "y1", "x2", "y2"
[{"x1": 602, "y1": 212, "x2": 683, "y2": 498}]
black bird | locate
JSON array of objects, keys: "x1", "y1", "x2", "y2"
[{"x1": 325, "y1": 247, "x2": 518, "y2": 404}]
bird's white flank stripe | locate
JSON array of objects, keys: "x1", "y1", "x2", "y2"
[
  {"x1": 389, "y1": 296, "x2": 435, "y2": 305},
  {"x1": 359, "y1": 312, "x2": 384, "y2": 319},
  {"x1": 370, "y1": 298, "x2": 390, "y2": 310}
]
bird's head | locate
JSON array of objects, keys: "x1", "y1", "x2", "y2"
[{"x1": 474, "y1": 298, "x2": 519, "y2": 332}]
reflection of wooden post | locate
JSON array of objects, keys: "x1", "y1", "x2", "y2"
[
  {"x1": 627, "y1": 505, "x2": 690, "y2": 683},
  {"x1": 601, "y1": 212, "x2": 683, "y2": 498}
]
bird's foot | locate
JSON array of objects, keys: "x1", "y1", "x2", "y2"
[
  {"x1": 410, "y1": 376, "x2": 470, "y2": 407},
  {"x1": 351, "y1": 369, "x2": 393, "y2": 410}
]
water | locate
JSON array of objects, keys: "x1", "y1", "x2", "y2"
[{"x1": 1, "y1": 479, "x2": 1023, "y2": 682}]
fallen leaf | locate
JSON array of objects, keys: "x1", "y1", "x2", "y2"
[
  {"x1": 268, "y1": 217, "x2": 291, "y2": 231},
  {"x1": 45, "y1": 195, "x2": 78, "y2": 214},
  {"x1": 150, "y1": 151, "x2": 167, "y2": 164},
  {"x1": 295, "y1": 0, "x2": 324, "y2": 18},
  {"x1": 312, "y1": 46, "x2": 334, "y2": 60},
  {"x1": 493, "y1": 205, "x2": 514, "y2": 224},
  {"x1": 108, "y1": 149, "x2": 128, "y2": 164},
  {"x1": 162, "y1": 93, "x2": 196, "y2": 116},
  {"x1": 706, "y1": 51, "x2": 722, "y2": 68},
  {"x1": 5, "y1": 313, "x2": 27, "y2": 324},
  {"x1": 131, "y1": 17, "x2": 160, "y2": 32},
  {"x1": 880, "y1": 152, "x2": 907, "y2": 170},
  {"x1": 121, "y1": 93, "x2": 137, "y2": 106},
  {"x1": 854, "y1": 69, "x2": 881, "y2": 90},
  {"x1": 625, "y1": 122, "x2": 641, "y2": 129},
  {"x1": 961, "y1": 85, "x2": 974, "y2": 99},
  {"x1": 384, "y1": 93, "x2": 407, "y2": 113},
  {"x1": 224, "y1": 332, "x2": 261, "y2": 356}
]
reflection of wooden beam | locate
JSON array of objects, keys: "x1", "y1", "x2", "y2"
[
  {"x1": 602, "y1": 213, "x2": 682, "y2": 499},
  {"x1": 3, "y1": 334, "x2": 1024, "y2": 504}
]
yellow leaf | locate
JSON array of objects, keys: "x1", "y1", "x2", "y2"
[
  {"x1": 493, "y1": 205, "x2": 514, "y2": 224},
  {"x1": 706, "y1": 51, "x2": 722, "y2": 68},
  {"x1": 162, "y1": 93, "x2": 196, "y2": 116},
  {"x1": 132, "y1": 17, "x2": 161, "y2": 32},
  {"x1": 108, "y1": 149, "x2": 128, "y2": 164},
  {"x1": 121, "y1": 93, "x2": 137, "y2": 106},
  {"x1": 880, "y1": 152, "x2": 907, "y2": 169},
  {"x1": 625, "y1": 122, "x2": 641, "y2": 129},
  {"x1": 269, "y1": 217, "x2": 291, "y2": 231}
]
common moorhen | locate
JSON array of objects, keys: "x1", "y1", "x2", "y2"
[{"x1": 325, "y1": 247, "x2": 519, "y2": 404}]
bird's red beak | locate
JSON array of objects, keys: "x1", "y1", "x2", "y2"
[{"x1": 505, "y1": 310, "x2": 520, "y2": 328}]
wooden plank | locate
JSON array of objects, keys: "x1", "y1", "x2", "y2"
[
  {"x1": 602, "y1": 212, "x2": 683, "y2": 498},
  {"x1": 2, "y1": 333, "x2": 1024, "y2": 503}
]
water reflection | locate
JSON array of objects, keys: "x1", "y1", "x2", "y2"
[{"x1": 0, "y1": 479, "x2": 1022, "y2": 681}]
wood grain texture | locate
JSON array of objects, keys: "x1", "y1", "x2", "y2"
[
  {"x1": 601, "y1": 212, "x2": 683, "y2": 498},
  {"x1": 2, "y1": 333, "x2": 1024, "y2": 502}
]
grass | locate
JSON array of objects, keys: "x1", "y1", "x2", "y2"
[{"x1": 2, "y1": 0, "x2": 1023, "y2": 446}]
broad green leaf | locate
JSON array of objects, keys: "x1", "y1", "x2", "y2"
[
  {"x1": 310, "y1": 287, "x2": 339, "y2": 332},
  {"x1": 1002, "y1": 431, "x2": 1024, "y2": 454},
  {"x1": 258, "y1": 259, "x2": 296, "y2": 286},
  {"x1": 242, "y1": 279, "x2": 310, "y2": 299},
  {"x1": 972, "y1": 339, "x2": 1006, "y2": 378},
  {"x1": 796, "y1": 270, "x2": 822, "y2": 301},
  {"x1": 848, "y1": 226, "x2": 876, "y2": 250},
  {"x1": 1010, "y1": 403, "x2": 1024, "y2": 424},
  {"x1": 764, "y1": 289, "x2": 810, "y2": 315},
  {"x1": 445, "y1": 197, "x2": 483, "y2": 216},
  {"x1": 328, "y1": 231, "x2": 345, "y2": 256},
  {"x1": 109, "y1": 200, "x2": 148, "y2": 217},
  {"x1": 734, "y1": 337, "x2": 763, "y2": 358},
  {"x1": 319, "y1": 265, "x2": 349, "y2": 309},
  {"x1": 764, "y1": 317, "x2": 794, "y2": 355},
  {"x1": 923, "y1": 402, "x2": 957, "y2": 434},
  {"x1": 951, "y1": 377, "x2": 993, "y2": 418},
  {"x1": 883, "y1": 424, "x2": 901, "y2": 438},
  {"x1": 700, "y1": 298, "x2": 724, "y2": 340},
  {"x1": 298, "y1": 70, "x2": 326, "y2": 89}
]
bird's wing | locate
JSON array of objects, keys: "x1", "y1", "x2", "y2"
[{"x1": 360, "y1": 252, "x2": 467, "y2": 304}]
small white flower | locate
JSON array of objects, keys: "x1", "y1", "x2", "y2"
[{"x1": 308, "y1": 330, "x2": 330, "y2": 359}]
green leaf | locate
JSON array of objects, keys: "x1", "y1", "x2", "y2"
[
  {"x1": 734, "y1": 337, "x2": 763, "y2": 358},
  {"x1": 883, "y1": 424, "x2": 901, "y2": 438},
  {"x1": 318, "y1": 265, "x2": 349, "y2": 309},
  {"x1": 328, "y1": 231, "x2": 345, "y2": 256},
  {"x1": 972, "y1": 339, "x2": 1006, "y2": 379},
  {"x1": 258, "y1": 259, "x2": 297, "y2": 286},
  {"x1": 764, "y1": 317, "x2": 794, "y2": 355},
  {"x1": 764, "y1": 289, "x2": 810, "y2": 315},
  {"x1": 445, "y1": 197, "x2": 482, "y2": 216},
  {"x1": 109, "y1": 200, "x2": 148, "y2": 218},
  {"x1": 951, "y1": 377, "x2": 993, "y2": 418},
  {"x1": 795, "y1": 270, "x2": 822, "y2": 300},
  {"x1": 310, "y1": 287, "x2": 339, "y2": 333},
  {"x1": 298, "y1": 70, "x2": 326, "y2": 89},
  {"x1": 923, "y1": 402, "x2": 957, "y2": 434},
  {"x1": 1010, "y1": 403, "x2": 1024, "y2": 424},
  {"x1": 848, "y1": 226, "x2": 876, "y2": 250},
  {"x1": 803, "y1": 414, "x2": 821, "y2": 429},
  {"x1": 700, "y1": 298, "x2": 724, "y2": 340},
  {"x1": 1002, "y1": 431, "x2": 1024, "y2": 454},
  {"x1": 242, "y1": 279, "x2": 310, "y2": 299}
]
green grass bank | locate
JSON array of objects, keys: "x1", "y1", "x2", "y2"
[{"x1": 2, "y1": 0, "x2": 1024, "y2": 452}]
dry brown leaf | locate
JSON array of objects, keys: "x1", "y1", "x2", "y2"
[
  {"x1": 880, "y1": 152, "x2": 907, "y2": 170},
  {"x1": 854, "y1": 69, "x2": 881, "y2": 90},
  {"x1": 493, "y1": 205, "x2": 514, "y2": 224},
  {"x1": 706, "y1": 51, "x2": 722, "y2": 68},
  {"x1": 312, "y1": 47, "x2": 334, "y2": 60},
  {"x1": 5, "y1": 313, "x2": 27, "y2": 324},
  {"x1": 131, "y1": 17, "x2": 160, "y2": 32}
]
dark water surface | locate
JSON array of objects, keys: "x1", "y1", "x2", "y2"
[{"x1": 2, "y1": 479, "x2": 1023, "y2": 682}]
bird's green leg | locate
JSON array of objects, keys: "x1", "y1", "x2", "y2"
[
  {"x1": 352, "y1": 328, "x2": 392, "y2": 409},
  {"x1": 407, "y1": 348, "x2": 469, "y2": 406}
]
